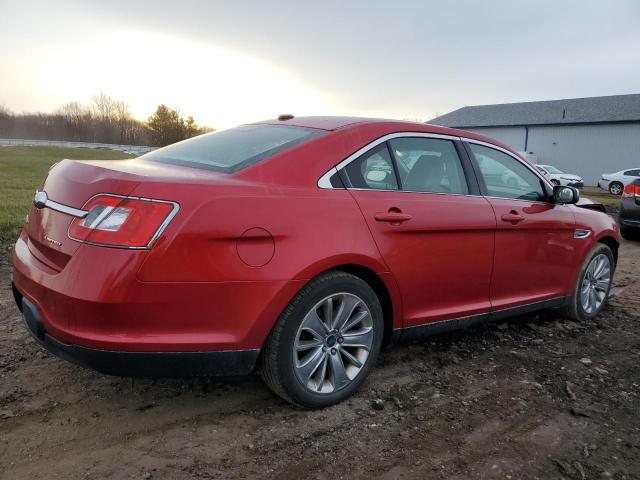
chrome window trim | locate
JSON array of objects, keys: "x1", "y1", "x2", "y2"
[
  {"x1": 66, "y1": 193, "x2": 180, "y2": 250},
  {"x1": 316, "y1": 131, "x2": 561, "y2": 213},
  {"x1": 317, "y1": 132, "x2": 553, "y2": 199},
  {"x1": 345, "y1": 187, "x2": 479, "y2": 199},
  {"x1": 318, "y1": 167, "x2": 338, "y2": 188},
  {"x1": 317, "y1": 132, "x2": 460, "y2": 189}
]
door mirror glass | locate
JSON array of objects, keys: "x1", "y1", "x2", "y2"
[{"x1": 554, "y1": 185, "x2": 579, "y2": 204}]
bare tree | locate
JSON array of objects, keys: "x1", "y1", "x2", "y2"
[
  {"x1": 58, "y1": 102, "x2": 93, "y2": 141},
  {"x1": 92, "y1": 93, "x2": 117, "y2": 122},
  {"x1": 0, "y1": 94, "x2": 210, "y2": 146}
]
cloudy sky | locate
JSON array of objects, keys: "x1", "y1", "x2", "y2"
[{"x1": 1, "y1": 0, "x2": 639, "y2": 129}]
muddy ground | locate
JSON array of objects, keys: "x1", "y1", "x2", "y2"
[{"x1": 1, "y1": 236, "x2": 639, "y2": 480}]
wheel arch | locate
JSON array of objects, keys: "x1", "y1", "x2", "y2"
[
  {"x1": 597, "y1": 235, "x2": 619, "y2": 265},
  {"x1": 264, "y1": 257, "x2": 402, "y2": 350},
  {"x1": 327, "y1": 263, "x2": 398, "y2": 346}
]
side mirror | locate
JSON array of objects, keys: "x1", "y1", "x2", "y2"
[{"x1": 554, "y1": 185, "x2": 579, "y2": 204}]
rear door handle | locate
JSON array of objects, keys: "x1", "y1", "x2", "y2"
[
  {"x1": 501, "y1": 211, "x2": 525, "y2": 224},
  {"x1": 374, "y1": 212, "x2": 412, "y2": 223}
]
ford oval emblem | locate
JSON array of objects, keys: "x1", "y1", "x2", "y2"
[{"x1": 33, "y1": 191, "x2": 48, "y2": 209}]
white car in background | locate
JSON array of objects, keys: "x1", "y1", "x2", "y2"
[
  {"x1": 536, "y1": 165, "x2": 584, "y2": 189},
  {"x1": 598, "y1": 168, "x2": 640, "y2": 195}
]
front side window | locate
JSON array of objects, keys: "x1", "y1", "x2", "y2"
[
  {"x1": 142, "y1": 124, "x2": 325, "y2": 173},
  {"x1": 624, "y1": 169, "x2": 640, "y2": 177},
  {"x1": 389, "y1": 137, "x2": 468, "y2": 194},
  {"x1": 343, "y1": 144, "x2": 398, "y2": 190},
  {"x1": 469, "y1": 143, "x2": 546, "y2": 202}
]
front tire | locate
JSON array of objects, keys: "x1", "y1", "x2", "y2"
[
  {"x1": 609, "y1": 181, "x2": 624, "y2": 195},
  {"x1": 260, "y1": 271, "x2": 384, "y2": 408},
  {"x1": 562, "y1": 244, "x2": 614, "y2": 321}
]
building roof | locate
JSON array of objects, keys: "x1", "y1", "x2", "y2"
[{"x1": 429, "y1": 94, "x2": 640, "y2": 128}]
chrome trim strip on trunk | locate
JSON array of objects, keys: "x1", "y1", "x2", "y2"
[{"x1": 33, "y1": 191, "x2": 88, "y2": 219}]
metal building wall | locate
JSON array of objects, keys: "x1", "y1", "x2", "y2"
[
  {"x1": 462, "y1": 126, "x2": 527, "y2": 150},
  {"x1": 467, "y1": 123, "x2": 640, "y2": 185}
]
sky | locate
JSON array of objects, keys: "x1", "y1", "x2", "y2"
[{"x1": 1, "y1": 0, "x2": 639, "y2": 129}]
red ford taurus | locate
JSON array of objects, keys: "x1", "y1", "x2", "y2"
[{"x1": 12, "y1": 116, "x2": 620, "y2": 407}]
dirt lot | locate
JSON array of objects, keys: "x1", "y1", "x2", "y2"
[{"x1": 1, "y1": 236, "x2": 639, "y2": 479}]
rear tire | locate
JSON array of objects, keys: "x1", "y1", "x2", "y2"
[
  {"x1": 562, "y1": 244, "x2": 614, "y2": 321},
  {"x1": 609, "y1": 182, "x2": 624, "y2": 195},
  {"x1": 260, "y1": 271, "x2": 383, "y2": 408}
]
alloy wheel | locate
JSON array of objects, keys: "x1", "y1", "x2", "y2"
[
  {"x1": 293, "y1": 293, "x2": 373, "y2": 394},
  {"x1": 610, "y1": 183, "x2": 623, "y2": 195},
  {"x1": 580, "y1": 253, "x2": 612, "y2": 314}
]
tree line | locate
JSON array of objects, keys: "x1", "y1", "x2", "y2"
[{"x1": 0, "y1": 93, "x2": 213, "y2": 147}]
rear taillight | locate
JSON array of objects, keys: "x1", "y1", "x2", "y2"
[
  {"x1": 622, "y1": 183, "x2": 640, "y2": 198},
  {"x1": 69, "y1": 195, "x2": 178, "y2": 248}
]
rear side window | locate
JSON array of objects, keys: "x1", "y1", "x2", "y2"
[
  {"x1": 469, "y1": 143, "x2": 545, "y2": 202},
  {"x1": 389, "y1": 137, "x2": 469, "y2": 194},
  {"x1": 142, "y1": 124, "x2": 325, "y2": 173},
  {"x1": 343, "y1": 144, "x2": 398, "y2": 190}
]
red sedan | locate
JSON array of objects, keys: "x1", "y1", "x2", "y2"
[{"x1": 12, "y1": 116, "x2": 620, "y2": 407}]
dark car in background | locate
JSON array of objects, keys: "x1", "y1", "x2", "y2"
[{"x1": 620, "y1": 179, "x2": 640, "y2": 240}]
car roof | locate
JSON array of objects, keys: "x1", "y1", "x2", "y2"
[
  {"x1": 255, "y1": 115, "x2": 515, "y2": 146},
  {"x1": 255, "y1": 116, "x2": 385, "y2": 130}
]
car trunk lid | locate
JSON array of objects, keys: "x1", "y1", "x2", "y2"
[
  {"x1": 25, "y1": 157, "x2": 231, "y2": 271},
  {"x1": 26, "y1": 159, "x2": 143, "y2": 270}
]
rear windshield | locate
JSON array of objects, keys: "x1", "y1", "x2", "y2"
[{"x1": 142, "y1": 124, "x2": 325, "y2": 173}]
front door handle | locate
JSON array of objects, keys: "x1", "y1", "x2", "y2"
[
  {"x1": 375, "y1": 210, "x2": 412, "y2": 224},
  {"x1": 501, "y1": 210, "x2": 525, "y2": 224}
]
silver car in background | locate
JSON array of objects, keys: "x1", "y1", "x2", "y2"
[{"x1": 598, "y1": 168, "x2": 640, "y2": 195}]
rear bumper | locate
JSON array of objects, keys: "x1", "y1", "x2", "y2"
[
  {"x1": 16, "y1": 290, "x2": 259, "y2": 377},
  {"x1": 12, "y1": 230, "x2": 302, "y2": 353}
]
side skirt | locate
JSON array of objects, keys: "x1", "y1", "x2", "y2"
[{"x1": 393, "y1": 296, "x2": 570, "y2": 343}]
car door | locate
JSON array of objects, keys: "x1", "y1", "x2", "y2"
[
  {"x1": 623, "y1": 169, "x2": 640, "y2": 183},
  {"x1": 341, "y1": 135, "x2": 496, "y2": 328},
  {"x1": 465, "y1": 141, "x2": 578, "y2": 311}
]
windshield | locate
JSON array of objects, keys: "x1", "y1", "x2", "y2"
[
  {"x1": 542, "y1": 165, "x2": 563, "y2": 174},
  {"x1": 142, "y1": 124, "x2": 325, "y2": 172}
]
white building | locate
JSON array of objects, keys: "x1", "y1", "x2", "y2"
[{"x1": 429, "y1": 94, "x2": 640, "y2": 185}]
